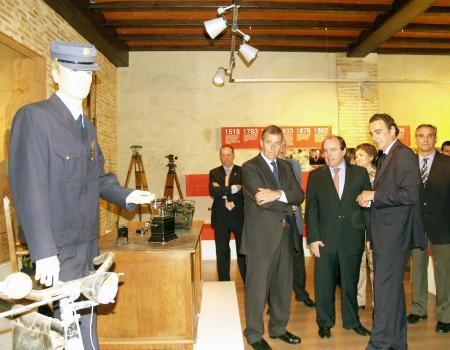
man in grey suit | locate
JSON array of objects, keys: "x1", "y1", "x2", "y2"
[
  {"x1": 357, "y1": 114, "x2": 424, "y2": 350},
  {"x1": 241, "y1": 125, "x2": 304, "y2": 350},
  {"x1": 408, "y1": 124, "x2": 450, "y2": 334},
  {"x1": 8, "y1": 40, "x2": 154, "y2": 349}
]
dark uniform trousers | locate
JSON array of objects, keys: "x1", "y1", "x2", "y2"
[{"x1": 243, "y1": 225, "x2": 294, "y2": 344}]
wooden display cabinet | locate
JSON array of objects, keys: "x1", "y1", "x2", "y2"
[{"x1": 97, "y1": 221, "x2": 203, "y2": 350}]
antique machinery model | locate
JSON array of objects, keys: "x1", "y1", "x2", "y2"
[
  {"x1": 148, "y1": 198, "x2": 196, "y2": 244},
  {"x1": 116, "y1": 145, "x2": 152, "y2": 228},
  {"x1": 163, "y1": 154, "x2": 184, "y2": 199},
  {"x1": 149, "y1": 198, "x2": 177, "y2": 244}
]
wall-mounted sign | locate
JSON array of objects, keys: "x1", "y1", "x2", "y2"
[
  {"x1": 398, "y1": 125, "x2": 411, "y2": 146},
  {"x1": 221, "y1": 126, "x2": 332, "y2": 149}
]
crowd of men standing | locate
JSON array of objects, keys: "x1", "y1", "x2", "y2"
[{"x1": 209, "y1": 115, "x2": 450, "y2": 350}]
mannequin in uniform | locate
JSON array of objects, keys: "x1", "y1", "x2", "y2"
[{"x1": 8, "y1": 40, "x2": 155, "y2": 349}]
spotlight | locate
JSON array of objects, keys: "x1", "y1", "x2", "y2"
[
  {"x1": 213, "y1": 67, "x2": 227, "y2": 86},
  {"x1": 204, "y1": 2, "x2": 260, "y2": 86},
  {"x1": 239, "y1": 43, "x2": 259, "y2": 63},
  {"x1": 204, "y1": 17, "x2": 227, "y2": 39}
]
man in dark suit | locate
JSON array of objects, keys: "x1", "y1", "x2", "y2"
[
  {"x1": 241, "y1": 125, "x2": 304, "y2": 350},
  {"x1": 357, "y1": 113, "x2": 424, "y2": 350},
  {"x1": 279, "y1": 139, "x2": 315, "y2": 308},
  {"x1": 306, "y1": 135, "x2": 372, "y2": 339},
  {"x1": 209, "y1": 144, "x2": 245, "y2": 281},
  {"x1": 8, "y1": 40, "x2": 154, "y2": 349},
  {"x1": 407, "y1": 124, "x2": 450, "y2": 334}
]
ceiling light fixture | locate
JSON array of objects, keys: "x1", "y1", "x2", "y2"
[{"x1": 204, "y1": 1, "x2": 259, "y2": 86}]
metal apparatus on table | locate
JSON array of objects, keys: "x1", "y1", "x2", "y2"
[{"x1": 148, "y1": 197, "x2": 196, "y2": 244}]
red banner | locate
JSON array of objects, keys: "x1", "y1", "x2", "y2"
[
  {"x1": 221, "y1": 126, "x2": 332, "y2": 149},
  {"x1": 398, "y1": 125, "x2": 411, "y2": 146},
  {"x1": 185, "y1": 174, "x2": 210, "y2": 197}
]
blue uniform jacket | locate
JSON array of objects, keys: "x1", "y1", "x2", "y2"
[{"x1": 8, "y1": 94, "x2": 133, "y2": 261}]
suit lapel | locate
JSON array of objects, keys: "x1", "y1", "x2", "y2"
[
  {"x1": 374, "y1": 140, "x2": 400, "y2": 187},
  {"x1": 256, "y1": 154, "x2": 279, "y2": 188},
  {"x1": 340, "y1": 164, "x2": 351, "y2": 202},
  {"x1": 426, "y1": 153, "x2": 443, "y2": 185},
  {"x1": 49, "y1": 94, "x2": 85, "y2": 140},
  {"x1": 321, "y1": 166, "x2": 340, "y2": 201}
]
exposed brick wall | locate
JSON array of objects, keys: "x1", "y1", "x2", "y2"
[
  {"x1": 0, "y1": 0, "x2": 119, "y2": 240},
  {"x1": 336, "y1": 53, "x2": 379, "y2": 147}
]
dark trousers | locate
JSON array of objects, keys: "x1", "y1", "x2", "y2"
[
  {"x1": 243, "y1": 226, "x2": 293, "y2": 344},
  {"x1": 367, "y1": 251, "x2": 409, "y2": 350},
  {"x1": 411, "y1": 239, "x2": 450, "y2": 323},
  {"x1": 54, "y1": 239, "x2": 100, "y2": 350},
  {"x1": 214, "y1": 223, "x2": 246, "y2": 281},
  {"x1": 293, "y1": 237, "x2": 311, "y2": 301},
  {"x1": 314, "y1": 249, "x2": 362, "y2": 329}
]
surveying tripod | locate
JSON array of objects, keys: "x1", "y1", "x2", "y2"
[
  {"x1": 116, "y1": 145, "x2": 151, "y2": 228},
  {"x1": 163, "y1": 154, "x2": 184, "y2": 199}
]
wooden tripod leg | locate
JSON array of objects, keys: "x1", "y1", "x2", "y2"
[
  {"x1": 116, "y1": 156, "x2": 136, "y2": 229},
  {"x1": 134, "y1": 159, "x2": 143, "y2": 221},
  {"x1": 136, "y1": 155, "x2": 153, "y2": 215},
  {"x1": 164, "y1": 173, "x2": 174, "y2": 198},
  {"x1": 173, "y1": 172, "x2": 184, "y2": 199}
]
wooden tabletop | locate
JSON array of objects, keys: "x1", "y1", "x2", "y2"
[{"x1": 99, "y1": 220, "x2": 203, "y2": 253}]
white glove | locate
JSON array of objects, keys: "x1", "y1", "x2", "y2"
[
  {"x1": 126, "y1": 190, "x2": 156, "y2": 204},
  {"x1": 35, "y1": 255, "x2": 60, "y2": 287}
]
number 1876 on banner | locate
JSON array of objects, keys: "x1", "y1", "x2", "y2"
[{"x1": 221, "y1": 126, "x2": 332, "y2": 149}]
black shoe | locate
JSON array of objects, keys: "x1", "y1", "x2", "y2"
[
  {"x1": 270, "y1": 330, "x2": 301, "y2": 344},
  {"x1": 297, "y1": 297, "x2": 316, "y2": 307},
  {"x1": 358, "y1": 305, "x2": 365, "y2": 311},
  {"x1": 407, "y1": 314, "x2": 427, "y2": 324},
  {"x1": 318, "y1": 327, "x2": 331, "y2": 339},
  {"x1": 250, "y1": 338, "x2": 272, "y2": 350},
  {"x1": 351, "y1": 324, "x2": 371, "y2": 336},
  {"x1": 436, "y1": 321, "x2": 450, "y2": 334}
]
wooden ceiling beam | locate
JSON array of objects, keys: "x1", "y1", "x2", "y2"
[
  {"x1": 119, "y1": 34, "x2": 357, "y2": 43},
  {"x1": 90, "y1": 1, "x2": 390, "y2": 14},
  {"x1": 119, "y1": 34, "x2": 450, "y2": 46},
  {"x1": 128, "y1": 45, "x2": 348, "y2": 52},
  {"x1": 348, "y1": 0, "x2": 438, "y2": 57},
  {"x1": 107, "y1": 20, "x2": 372, "y2": 31},
  {"x1": 405, "y1": 23, "x2": 450, "y2": 31},
  {"x1": 42, "y1": 0, "x2": 129, "y2": 67}
]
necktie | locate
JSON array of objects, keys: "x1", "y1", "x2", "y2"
[
  {"x1": 378, "y1": 153, "x2": 386, "y2": 169},
  {"x1": 420, "y1": 158, "x2": 429, "y2": 186},
  {"x1": 224, "y1": 168, "x2": 234, "y2": 210},
  {"x1": 333, "y1": 168, "x2": 340, "y2": 195},
  {"x1": 271, "y1": 161, "x2": 280, "y2": 187},
  {"x1": 225, "y1": 168, "x2": 231, "y2": 186},
  {"x1": 76, "y1": 114, "x2": 84, "y2": 136}
]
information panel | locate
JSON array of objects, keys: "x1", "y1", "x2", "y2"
[
  {"x1": 398, "y1": 125, "x2": 411, "y2": 146},
  {"x1": 221, "y1": 126, "x2": 332, "y2": 149}
]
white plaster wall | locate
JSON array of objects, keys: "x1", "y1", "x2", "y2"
[
  {"x1": 117, "y1": 51, "x2": 339, "y2": 223},
  {"x1": 378, "y1": 55, "x2": 450, "y2": 143}
]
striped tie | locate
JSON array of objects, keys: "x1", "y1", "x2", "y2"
[
  {"x1": 271, "y1": 161, "x2": 280, "y2": 187},
  {"x1": 420, "y1": 158, "x2": 429, "y2": 186}
]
